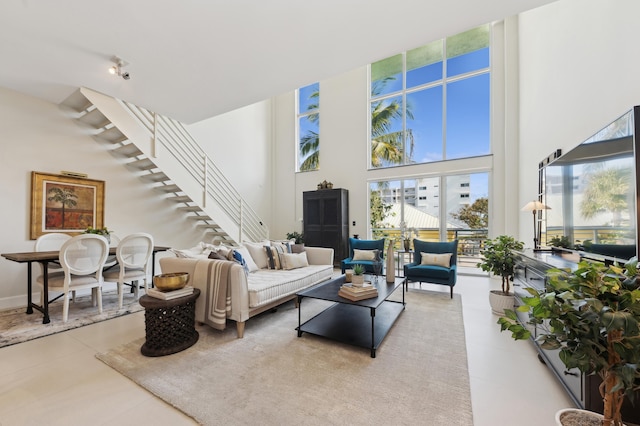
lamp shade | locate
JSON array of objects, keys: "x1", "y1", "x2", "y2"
[{"x1": 521, "y1": 200, "x2": 550, "y2": 212}]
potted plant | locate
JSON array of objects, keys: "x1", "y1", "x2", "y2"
[
  {"x1": 352, "y1": 263, "x2": 365, "y2": 286},
  {"x1": 477, "y1": 235, "x2": 524, "y2": 315},
  {"x1": 498, "y1": 258, "x2": 640, "y2": 426},
  {"x1": 549, "y1": 235, "x2": 573, "y2": 250},
  {"x1": 84, "y1": 226, "x2": 112, "y2": 243}
]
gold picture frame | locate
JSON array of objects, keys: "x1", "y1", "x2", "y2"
[{"x1": 30, "y1": 172, "x2": 105, "y2": 240}]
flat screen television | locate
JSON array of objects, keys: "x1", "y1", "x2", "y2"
[{"x1": 540, "y1": 106, "x2": 640, "y2": 262}]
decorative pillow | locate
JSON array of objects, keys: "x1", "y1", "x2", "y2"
[
  {"x1": 420, "y1": 252, "x2": 452, "y2": 268},
  {"x1": 231, "y1": 250, "x2": 250, "y2": 275},
  {"x1": 170, "y1": 242, "x2": 212, "y2": 259},
  {"x1": 243, "y1": 241, "x2": 270, "y2": 269},
  {"x1": 280, "y1": 252, "x2": 309, "y2": 270},
  {"x1": 353, "y1": 249, "x2": 378, "y2": 261},
  {"x1": 234, "y1": 245, "x2": 259, "y2": 272},
  {"x1": 264, "y1": 245, "x2": 282, "y2": 270},
  {"x1": 208, "y1": 251, "x2": 227, "y2": 260},
  {"x1": 270, "y1": 240, "x2": 291, "y2": 254}
]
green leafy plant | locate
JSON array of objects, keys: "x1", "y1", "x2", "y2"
[
  {"x1": 84, "y1": 226, "x2": 111, "y2": 236},
  {"x1": 549, "y1": 235, "x2": 573, "y2": 249},
  {"x1": 353, "y1": 264, "x2": 365, "y2": 276},
  {"x1": 286, "y1": 231, "x2": 304, "y2": 244},
  {"x1": 498, "y1": 258, "x2": 640, "y2": 426},
  {"x1": 477, "y1": 235, "x2": 524, "y2": 295}
]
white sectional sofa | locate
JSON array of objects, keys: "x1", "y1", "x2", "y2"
[{"x1": 159, "y1": 245, "x2": 334, "y2": 338}]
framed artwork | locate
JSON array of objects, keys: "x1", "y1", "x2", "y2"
[{"x1": 30, "y1": 172, "x2": 105, "y2": 240}]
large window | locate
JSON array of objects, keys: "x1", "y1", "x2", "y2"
[
  {"x1": 297, "y1": 83, "x2": 319, "y2": 171},
  {"x1": 370, "y1": 172, "x2": 489, "y2": 269},
  {"x1": 370, "y1": 25, "x2": 490, "y2": 168}
]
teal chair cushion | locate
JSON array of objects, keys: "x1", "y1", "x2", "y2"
[{"x1": 341, "y1": 238, "x2": 385, "y2": 273}]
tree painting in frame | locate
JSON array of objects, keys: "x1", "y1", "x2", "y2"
[{"x1": 30, "y1": 172, "x2": 105, "y2": 239}]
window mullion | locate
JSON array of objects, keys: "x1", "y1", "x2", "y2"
[
  {"x1": 402, "y1": 51, "x2": 407, "y2": 165},
  {"x1": 442, "y1": 39, "x2": 447, "y2": 162}
]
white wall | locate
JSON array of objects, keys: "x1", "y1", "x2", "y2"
[
  {"x1": 187, "y1": 100, "x2": 273, "y2": 233},
  {"x1": 0, "y1": 88, "x2": 212, "y2": 309},
  {"x1": 518, "y1": 0, "x2": 640, "y2": 242}
]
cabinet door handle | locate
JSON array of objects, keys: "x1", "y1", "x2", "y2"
[
  {"x1": 529, "y1": 277, "x2": 543, "y2": 281},
  {"x1": 563, "y1": 370, "x2": 579, "y2": 377}
]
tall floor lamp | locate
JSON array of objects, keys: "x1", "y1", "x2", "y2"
[{"x1": 521, "y1": 200, "x2": 550, "y2": 250}]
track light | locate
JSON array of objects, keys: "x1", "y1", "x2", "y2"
[{"x1": 109, "y1": 56, "x2": 130, "y2": 80}]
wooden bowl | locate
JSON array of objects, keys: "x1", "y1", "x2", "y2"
[{"x1": 153, "y1": 272, "x2": 189, "y2": 291}]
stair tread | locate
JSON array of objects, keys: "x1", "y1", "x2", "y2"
[
  {"x1": 141, "y1": 172, "x2": 169, "y2": 182},
  {"x1": 60, "y1": 90, "x2": 93, "y2": 112},
  {"x1": 79, "y1": 108, "x2": 110, "y2": 128},
  {"x1": 127, "y1": 158, "x2": 156, "y2": 170},
  {"x1": 168, "y1": 195, "x2": 193, "y2": 203},
  {"x1": 97, "y1": 127, "x2": 128, "y2": 144},
  {"x1": 156, "y1": 184, "x2": 181, "y2": 193},
  {"x1": 111, "y1": 144, "x2": 142, "y2": 157}
]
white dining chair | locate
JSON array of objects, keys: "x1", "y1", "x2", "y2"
[
  {"x1": 35, "y1": 234, "x2": 109, "y2": 322},
  {"x1": 34, "y1": 233, "x2": 72, "y2": 305},
  {"x1": 103, "y1": 233, "x2": 121, "y2": 271},
  {"x1": 103, "y1": 233, "x2": 154, "y2": 309}
]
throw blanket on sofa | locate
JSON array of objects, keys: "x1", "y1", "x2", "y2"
[{"x1": 194, "y1": 259, "x2": 234, "y2": 330}]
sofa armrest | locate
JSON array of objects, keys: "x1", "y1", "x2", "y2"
[
  {"x1": 304, "y1": 246, "x2": 334, "y2": 266},
  {"x1": 159, "y1": 257, "x2": 250, "y2": 323}
]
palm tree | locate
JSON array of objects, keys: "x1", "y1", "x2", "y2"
[
  {"x1": 580, "y1": 167, "x2": 631, "y2": 227},
  {"x1": 370, "y1": 78, "x2": 414, "y2": 168},
  {"x1": 299, "y1": 78, "x2": 415, "y2": 170},
  {"x1": 47, "y1": 186, "x2": 78, "y2": 229},
  {"x1": 299, "y1": 90, "x2": 319, "y2": 172}
]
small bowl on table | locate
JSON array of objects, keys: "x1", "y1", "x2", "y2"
[{"x1": 153, "y1": 272, "x2": 189, "y2": 291}]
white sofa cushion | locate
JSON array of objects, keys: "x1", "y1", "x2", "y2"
[
  {"x1": 279, "y1": 252, "x2": 309, "y2": 270},
  {"x1": 234, "y1": 246, "x2": 259, "y2": 272},
  {"x1": 247, "y1": 264, "x2": 333, "y2": 308},
  {"x1": 243, "y1": 241, "x2": 270, "y2": 269}
]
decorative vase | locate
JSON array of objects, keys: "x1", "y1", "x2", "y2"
[
  {"x1": 386, "y1": 243, "x2": 395, "y2": 282},
  {"x1": 345, "y1": 269, "x2": 353, "y2": 283},
  {"x1": 403, "y1": 239, "x2": 410, "y2": 251},
  {"x1": 352, "y1": 274, "x2": 364, "y2": 286}
]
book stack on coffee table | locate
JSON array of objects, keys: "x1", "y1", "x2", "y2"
[{"x1": 338, "y1": 282, "x2": 378, "y2": 301}]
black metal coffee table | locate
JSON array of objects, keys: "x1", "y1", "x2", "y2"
[{"x1": 296, "y1": 275, "x2": 405, "y2": 358}]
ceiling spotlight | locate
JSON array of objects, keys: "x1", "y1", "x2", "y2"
[{"x1": 108, "y1": 56, "x2": 130, "y2": 80}]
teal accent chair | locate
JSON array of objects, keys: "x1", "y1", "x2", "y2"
[
  {"x1": 404, "y1": 239, "x2": 458, "y2": 298},
  {"x1": 341, "y1": 238, "x2": 385, "y2": 274}
]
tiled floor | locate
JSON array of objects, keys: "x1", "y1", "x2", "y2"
[{"x1": 0, "y1": 275, "x2": 573, "y2": 425}]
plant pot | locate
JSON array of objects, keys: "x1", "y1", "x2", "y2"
[
  {"x1": 352, "y1": 275, "x2": 364, "y2": 286},
  {"x1": 291, "y1": 243, "x2": 305, "y2": 253},
  {"x1": 489, "y1": 290, "x2": 514, "y2": 315},
  {"x1": 555, "y1": 408, "x2": 605, "y2": 426}
]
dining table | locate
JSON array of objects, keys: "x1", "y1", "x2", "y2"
[{"x1": 1, "y1": 245, "x2": 170, "y2": 324}]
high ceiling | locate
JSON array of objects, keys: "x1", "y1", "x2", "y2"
[{"x1": 0, "y1": 0, "x2": 556, "y2": 124}]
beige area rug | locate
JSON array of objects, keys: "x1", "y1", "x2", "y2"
[
  {"x1": 0, "y1": 291, "x2": 143, "y2": 348},
  {"x1": 97, "y1": 289, "x2": 473, "y2": 426}
]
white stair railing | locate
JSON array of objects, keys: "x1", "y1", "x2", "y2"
[{"x1": 122, "y1": 101, "x2": 268, "y2": 242}]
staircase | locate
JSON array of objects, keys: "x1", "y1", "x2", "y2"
[{"x1": 60, "y1": 87, "x2": 269, "y2": 245}]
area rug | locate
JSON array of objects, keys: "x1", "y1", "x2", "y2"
[
  {"x1": 97, "y1": 289, "x2": 473, "y2": 425},
  {"x1": 0, "y1": 291, "x2": 143, "y2": 348}
]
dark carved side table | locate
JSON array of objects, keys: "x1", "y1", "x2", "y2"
[{"x1": 139, "y1": 288, "x2": 200, "y2": 357}]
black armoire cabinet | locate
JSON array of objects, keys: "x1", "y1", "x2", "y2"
[{"x1": 303, "y1": 189, "x2": 349, "y2": 266}]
